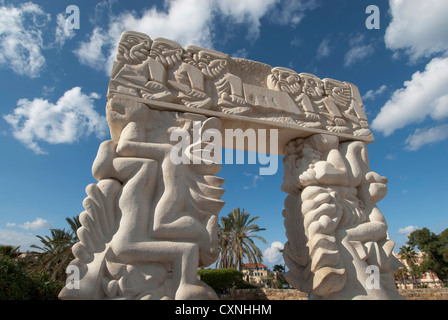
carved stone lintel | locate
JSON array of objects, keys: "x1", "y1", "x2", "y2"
[
  {"x1": 107, "y1": 30, "x2": 373, "y2": 147},
  {"x1": 282, "y1": 134, "x2": 404, "y2": 300}
]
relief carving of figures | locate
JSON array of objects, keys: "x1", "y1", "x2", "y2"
[
  {"x1": 108, "y1": 31, "x2": 372, "y2": 140},
  {"x1": 267, "y1": 67, "x2": 322, "y2": 128},
  {"x1": 109, "y1": 31, "x2": 180, "y2": 102},
  {"x1": 182, "y1": 46, "x2": 246, "y2": 113},
  {"x1": 281, "y1": 134, "x2": 403, "y2": 299},
  {"x1": 59, "y1": 98, "x2": 225, "y2": 300},
  {"x1": 323, "y1": 79, "x2": 371, "y2": 137}
]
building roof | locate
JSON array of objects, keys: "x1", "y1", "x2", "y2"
[{"x1": 244, "y1": 263, "x2": 267, "y2": 268}]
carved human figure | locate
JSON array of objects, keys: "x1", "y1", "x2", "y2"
[
  {"x1": 267, "y1": 67, "x2": 321, "y2": 127},
  {"x1": 282, "y1": 134, "x2": 403, "y2": 299},
  {"x1": 80, "y1": 98, "x2": 224, "y2": 299},
  {"x1": 181, "y1": 45, "x2": 247, "y2": 113},
  {"x1": 299, "y1": 73, "x2": 349, "y2": 133},
  {"x1": 323, "y1": 79, "x2": 371, "y2": 136},
  {"x1": 110, "y1": 33, "x2": 181, "y2": 102}
]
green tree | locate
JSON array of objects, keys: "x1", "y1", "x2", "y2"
[
  {"x1": 216, "y1": 208, "x2": 267, "y2": 271},
  {"x1": 407, "y1": 227, "x2": 448, "y2": 283},
  {"x1": 31, "y1": 216, "x2": 80, "y2": 281},
  {"x1": 273, "y1": 264, "x2": 285, "y2": 273}
]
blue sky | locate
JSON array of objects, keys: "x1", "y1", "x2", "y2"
[{"x1": 1, "y1": 0, "x2": 448, "y2": 269}]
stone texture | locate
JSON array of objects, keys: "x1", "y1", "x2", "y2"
[
  {"x1": 281, "y1": 134, "x2": 404, "y2": 299},
  {"x1": 59, "y1": 99, "x2": 225, "y2": 300},
  {"x1": 107, "y1": 31, "x2": 373, "y2": 154}
]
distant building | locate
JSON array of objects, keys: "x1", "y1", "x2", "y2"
[
  {"x1": 242, "y1": 263, "x2": 269, "y2": 286},
  {"x1": 394, "y1": 252, "x2": 443, "y2": 289}
]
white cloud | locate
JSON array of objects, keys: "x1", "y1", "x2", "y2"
[
  {"x1": 290, "y1": 35, "x2": 301, "y2": 47},
  {"x1": 363, "y1": 85, "x2": 387, "y2": 101},
  {"x1": 404, "y1": 124, "x2": 448, "y2": 151},
  {"x1": 54, "y1": 12, "x2": 76, "y2": 47},
  {"x1": 3, "y1": 87, "x2": 108, "y2": 154},
  {"x1": 73, "y1": 27, "x2": 108, "y2": 71},
  {"x1": 74, "y1": 0, "x2": 317, "y2": 75},
  {"x1": 398, "y1": 225, "x2": 418, "y2": 235},
  {"x1": 243, "y1": 174, "x2": 264, "y2": 190},
  {"x1": 0, "y1": 2, "x2": 50, "y2": 77},
  {"x1": 231, "y1": 48, "x2": 249, "y2": 59},
  {"x1": 7, "y1": 217, "x2": 53, "y2": 230},
  {"x1": 0, "y1": 228, "x2": 39, "y2": 251},
  {"x1": 316, "y1": 38, "x2": 331, "y2": 59},
  {"x1": 216, "y1": 0, "x2": 278, "y2": 38},
  {"x1": 74, "y1": 0, "x2": 214, "y2": 75},
  {"x1": 269, "y1": 0, "x2": 319, "y2": 27},
  {"x1": 263, "y1": 241, "x2": 284, "y2": 265},
  {"x1": 371, "y1": 57, "x2": 448, "y2": 136},
  {"x1": 385, "y1": 153, "x2": 396, "y2": 160},
  {"x1": 344, "y1": 34, "x2": 374, "y2": 67},
  {"x1": 385, "y1": 0, "x2": 448, "y2": 61}
]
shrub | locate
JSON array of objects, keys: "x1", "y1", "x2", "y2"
[
  {"x1": 198, "y1": 268, "x2": 243, "y2": 293},
  {"x1": 0, "y1": 255, "x2": 63, "y2": 300},
  {"x1": 234, "y1": 279, "x2": 258, "y2": 289}
]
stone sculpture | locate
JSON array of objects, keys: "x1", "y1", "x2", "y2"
[
  {"x1": 59, "y1": 30, "x2": 402, "y2": 300},
  {"x1": 281, "y1": 134, "x2": 403, "y2": 299},
  {"x1": 59, "y1": 98, "x2": 225, "y2": 300}
]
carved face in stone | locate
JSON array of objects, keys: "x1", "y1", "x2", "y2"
[
  {"x1": 149, "y1": 38, "x2": 183, "y2": 69},
  {"x1": 199, "y1": 49, "x2": 228, "y2": 79},
  {"x1": 117, "y1": 31, "x2": 152, "y2": 64},
  {"x1": 300, "y1": 73, "x2": 325, "y2": 101},
  {"x1": 184, "y1": 46, "x2": 228, "y2": 79},
  {"x1": 268, "y1": 67, "x2": 301, "y2": 95},
  {"x1": 323, "y1": 79, "x2": 351, "y2": 108}
]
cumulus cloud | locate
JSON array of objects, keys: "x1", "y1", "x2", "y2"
[
  {"x1": 74, "y1": 0, "x2": 317, "y2": 75},
  {"x1": 371, "y1": 57, "x2": 448, "y2": 137},
  {"x1": 6, "y1": 217, "x2": 53, "y2": 230},
  {"x1": 263, "y1": 241, "x2": 284, "y2": 265},
  {"x1": 215, "y1": 0, "x2": 278, "y2": 38},
  {"x1": 3, "y1": 87, "x2": 108, "y2": 154},
  {"x1": 385, "y1": 0, "x2": 448, "y2": 61},
  {"x1": 73, "y1": 27, "x2": 108, "y2": 71},
  {"x1": 0, "y1": 2, "x2": 50, "y2": 77},
  {"x1": 398, "y1": 225, "x2": 419, "y2": 235},
  {"x1": 376, "y1": 1, "x2": 448, "y2": 150}
]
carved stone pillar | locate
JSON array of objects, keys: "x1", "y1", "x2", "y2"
[
  {"x1": 59, "y1": 98, "x2": 225, "y2": 300},
  {"x1": 281, "y1": 134, "x2": 404, "y2": 299}
]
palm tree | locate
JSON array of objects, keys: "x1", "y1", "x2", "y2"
[
  {"x1": 0, "y1": 245, "x2": 21, "y2": 258},
  {"x1": 31, "y1": 216, "x2": 80, "y2": 281},
  {"x1": 216, "y1": 217, "x2": 233, "y2": 269},
  {"x1": 399, "y1": 245, "x2": 419, "y2": 288},
  {"x1": 216, "y1": 208, "x2": 267, "y2": 271}
]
